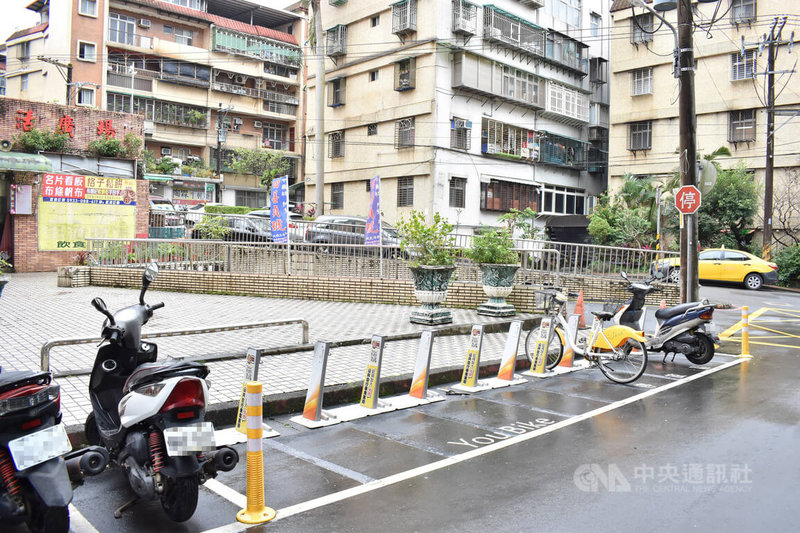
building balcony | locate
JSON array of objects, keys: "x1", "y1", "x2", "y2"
[
  {"x1": 517, "y1": 0, "x2": 544, "y2": 7},
  {"x1": 452, "y1": 1, "x2": 477, "y2": 35},
  {"x1": 213, "y1": 28, "x2": 301, "y2": 68},
  {"x1": 483, "y1": 5, "x2": 546, "y2": 58},
  {"x1": 210, "y1": 81, "x2": 299, "y2": 106},
  {"x1": 540, "y1": 81, "x2": 590, "y2": 126},
  {"x1": 452, "y1": 52, "x2": 544, "y2": 111},
  {"x1": 392, "y1": 0, "x2": 417, "y2": 36},
  {"x1": 538, "y1": 131, "x2": 588, "y2": 170}
]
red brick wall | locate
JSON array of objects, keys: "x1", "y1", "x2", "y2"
[
  {"x1": 0, "y1": 98, "x2": 144, "y2": 150},
  {"x1": 12, "y1": 176, "x2": 150, "y2": 272}
]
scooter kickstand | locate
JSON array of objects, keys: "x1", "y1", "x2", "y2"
[{"x1": 114, "y1": 496, "x2": 140, "y2": 519}]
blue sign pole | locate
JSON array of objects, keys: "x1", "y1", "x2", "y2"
[
  {"x1": 365, "y1": 175, "x2": 381, "y2": 246},
  {"x1": 270, "y1": 176, "x2": 289, "y2": 244}
]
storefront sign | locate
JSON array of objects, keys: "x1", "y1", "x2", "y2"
[{"x1": 9, "y1": 184, "x2": 32, "y2": 215}]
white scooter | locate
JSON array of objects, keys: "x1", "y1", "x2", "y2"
[{"x1": 85, "y1": 262, "x2": 238, "y2": 522}]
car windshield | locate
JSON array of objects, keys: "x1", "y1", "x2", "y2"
[
  {"x1": 381, "y1": 224, "x2": 398, "y2": 238},
  {"x1": 248, "y1": 218, "x2": 271, "y2": 233},
  {"x1": 151, "y1": 200, "x2": 174, "y2": 210}
]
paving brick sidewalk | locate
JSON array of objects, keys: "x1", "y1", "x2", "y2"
[{"x1": 0, "y1": 273, "x2": 539, "y2": 430}]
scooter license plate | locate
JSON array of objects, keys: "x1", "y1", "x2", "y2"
[
  {"x1": 8, "y1": 423, "x2": 72, "y2": 471},
  {"x1": 163, "y1": 422, "x2": 216, "y2": 456}
]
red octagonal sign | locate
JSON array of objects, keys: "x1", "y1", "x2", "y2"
[{"x1": 675, "y1": 185, "x2": 701, "y2": 214}]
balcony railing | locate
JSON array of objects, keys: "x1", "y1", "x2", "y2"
[
  {"x1": 213, "y1": 28, "x2": 301, "y2": 68},
  {"x1": 262, "y1": 101, "x2": 297, "y2": 116},
  {"x1": 107, "y1": 31, "x2": 152, "y2": 49},
  {"x1": 452, "y1": 0, "x2": 477, "y2": 35},
  {"x1": 452, "y1": 52, "x2": 544, "y2": 111},
  {"x1": 392, "y1": 0, "x2": 417, "y2": 35},
  {"x1": 541, "y1": 81, "x2": 590, "y2": 126},
  {"x1": 538, "y1": 131, "x2": 588, "y2": 170},
  {"x1": 483, "y1": 5, "x2": 546, "y2": 57}
]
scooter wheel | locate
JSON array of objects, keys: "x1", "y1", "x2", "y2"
[
  {"x1": 26, "y1": 499, "x2": 69, "y2": 533},
  {"x1": 684, "y1": 333, "x2": 715, "y2": 365}
]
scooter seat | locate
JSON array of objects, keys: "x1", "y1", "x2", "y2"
[
  {"x1": 592, "y1": 310, "x2": 615, "y2": 321},
  {"x1": 0, "y1": 370, "x2": 51, "y2": 393},
  {"x1": 123, "y1": 360, "x2": 209, "y2": 394},
  {"x1": 654, "y1": 302, "x2": 703, "y2": 321}
]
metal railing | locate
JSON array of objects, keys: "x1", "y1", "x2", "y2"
[{"x1": 41, "y1": 319, "x2": 308, "y2": 373}]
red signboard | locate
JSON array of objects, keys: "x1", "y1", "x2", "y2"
[{"x1": 675, "y1": 185, "x2": 701, "y2": 214}]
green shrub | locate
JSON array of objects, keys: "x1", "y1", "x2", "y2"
[
  {"x1": 775, "y1": 245, "x2": 800, "y2": 286},
  {"x1": 88, "y1": 138, "x2": 123, "y2": 157},
  {"x1": 192, "y1": 215, "x2": 231, "y2": 240},
  {"x1": 14, "y1": 128, "x2": 71, "y2": 153},
  {"x1": 206, "y1": 205, "x2": 252, "y2": 215},
  {"x1": 465, "y1": 227, "x2": 518, "y2": 264},
  {"x1": 155, "y1": 157, "x2": 180, "y2": 175},
  {"x1": 395, "y1": 210, "x2": 456, "y2": 267}
]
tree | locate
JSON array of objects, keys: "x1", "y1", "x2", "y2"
[
  {"x1": 498, "y1": 207, "x2": 542, "y2": 240},
  {"x1": 697, "y1": 162, "x2": 759, "y2": 248},
  {"x1": 768, "y1": 168, "x2": 800, "y2": 247},
  {"x1": 229, "y1": 148, "x2": 291, "y2": 188}
]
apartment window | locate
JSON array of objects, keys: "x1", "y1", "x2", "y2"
[
  {"x1": 397, "y1": 177, "x2": 414, "y2": 207},
  {"x1": 731, "y1": 49, "x2": 756, "y2": 81},
  {"x1": 109, "y1": 13, "x2": 136, "y2": 45},
  {"x1": 631, "y1": 13, "x2": 653, "y2": 44},
  {"x1": 331, "y1": 183, "x2": 344, "y2": 209},
  {"x1": 329, "y1": 131, "x2": 345, "y2": 158},
  {"x1": 20, "y1": 74, "x2": 28, "y2": 92},
  {"x1": 174, "y1": 28, "x2": 193, "y2": 46},
  {"x1": 628, "y1": 121, "x2": 652, "y2": 151},
  {"x1": 77, "y1": 41, "x2": 96, "y2": 62},
  {"x1": 164, "y1": 0, "x2": 206, "y2": 8},
  {"x1": 77, "y1": 87, "x2": 95, "y2": 106},
  {"x1": 450, "y1": 118, "x2": 471, "y2": 150},
  {"x1": 394, "y1": 58, "x2": 416, "y2": 91},
  {"x1": 481, "y1": 181, "x2": 538, "y2": 212},
  {"x1": 79, "y1": 0, "x2": 97, "y2": 16},
  {"x1": 449, "y1": 177, "x2": 466, "y2": 208},
  {"x1": 328, "y1": 77, "x2": 346, "y2": 107},
  {"x1": 263, "y1": 122, "x2": 286, "y2": 150},
  {"x1": 367, "y1": 123, "x2": 378, "y2": 136},
  {"x1": 590, "y1": 13, "x2": 601, "y2": 37},
  {"x1": 729, "y1": 109, "x2": 756, "y2": 142},
  {"x1": 0, "y1": 76, "x2": 5, "y2": 96},
  {"x1": 631, "y1": 68, "x2": 652, "y2": 95},
  {"x1": 369, "y1": 70, "x2": 379, "y2": 82},
  {"x1": 235, "y1": 190, "x2": 267, "y2": 208},
  {"x1": 554, "y1": 0, "x2": 581, "y2": 28},
  {"x1": 17, "y1": 41, "x2": 30, "y2": 61},
  {"x1": 731, "y1": 0, "x2": 755, "y2": 24},
  {"x1": 395, "y1": 118, "x2": 415, "y2": 148},
  {"x1": 371, "y1": 15, "x2": 380, "y2": 27},
  {"x1": 163, "y1": 25, "x2": 173, "y2": 34}
]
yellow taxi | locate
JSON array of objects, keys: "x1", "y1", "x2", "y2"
[{"x1": 651, "y1": 248, "x2": 778, "y2": 290}]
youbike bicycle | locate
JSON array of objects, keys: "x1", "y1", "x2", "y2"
[{"x1": 524, "y1": 289, "x2": 649, "y2": 384}]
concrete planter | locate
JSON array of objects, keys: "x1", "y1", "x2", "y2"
[
  {"x1": 477, "y1": 263, "x2": 520, "y2": 316},
  {"x1": 57, "y1": 266, "x2": 90, "y2": 287},
  {"x1": 409, "y1": 265, "x2": 456, "y2": 325}
]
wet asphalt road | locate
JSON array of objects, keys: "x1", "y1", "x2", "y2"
[{"x1": 11, "y1": 283, "x2": 800, "y2": 533}]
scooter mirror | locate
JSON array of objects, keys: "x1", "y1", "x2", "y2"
[
  {"x1": 621, "y1": 271, "x2": 629, "y2": 281},
  {"x1": 144, "y1": 261, "x2": 159, "y2": 283},
  {"x1": 91, "y1": 297, "x2": 108, "y2": 314},
  {"x1": 654, "y1": 271, "x2": 664, "y2": 280}
]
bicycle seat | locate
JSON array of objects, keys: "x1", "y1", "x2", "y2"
[{"x1": 592, "y1": 311, "x2": 615, "y2": 321}]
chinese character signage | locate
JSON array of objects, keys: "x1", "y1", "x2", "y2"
[
  {"x1": 38, "y1": 173, "x2": 137, "y2": 251},
  {"x1": 365, "y1": 176, "x2": 381, "y2": 246},
  {"x1": 269, "y1": 176, "x2": 289, "y2": 244}
]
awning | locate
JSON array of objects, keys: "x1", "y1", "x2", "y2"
[
  {"x1": 0, "y1": 152, "x2": 52, "y2": 173},
  {"x1": 144, "y1": 174, "x2": 174, "y2": 182}
]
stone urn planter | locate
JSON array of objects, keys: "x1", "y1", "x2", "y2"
[
  {"x1": 477, "y1": 263, "x2": 520, "y2": 316},
  {"x1": 409, "y1": 265, "x2": 457, "y2": 325}
]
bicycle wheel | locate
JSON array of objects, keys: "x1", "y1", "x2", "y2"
[
  {"x1": 597, "y1": 338, "x2": 647, "y2": 384},
  {"x1": 525, "y1": 325, "x2": 564, "y2": 369}
]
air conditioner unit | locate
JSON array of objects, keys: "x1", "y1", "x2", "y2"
[
  {"x1": 232, "y1": 118, "x2": 243, "y2": 125},
  {"x1": 254, "y1": 121, "x2": 263, "y2": 128},
  {"x1": 234, "y1": 74, "x2": 247, "y2": 84},
  {"x1": 139, "y1": 18, "x2": 151, "y2": 28},
  {"x1": 161, "y1": 147, "x2": 172, "y2": 156}
]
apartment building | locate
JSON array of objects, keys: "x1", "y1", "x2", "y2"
[
  {"x1": 2, "y1": 0, "x2": 305, "y2": 208},
  {"x1": 608, "y1": 1, "x2": 800, "y2": 211},
  {"x1": 306, "y1": 0, "x2": 611, "y2": 233}
]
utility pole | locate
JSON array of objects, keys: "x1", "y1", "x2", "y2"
[
  {"x1": 311, "y1": 0, "x2": 325, "y2": 216},
  {"x1": 37, "y1": 56, "x2": 72, "y2": 104},
  {"x1": 677, "y1": 0, "x2": 698, "y2": 302},
  {"x1": 216, "y1": 104, "x2": 233, "y2": 200}
]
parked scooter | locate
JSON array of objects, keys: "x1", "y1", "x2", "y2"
[
  {"x1": 612, "y1": 272, "x2": 718, "y2": 364},
  {"x1": 84, "y1": 262, "x2": 238, "y2": 522},
  {"x1": 0, "y1": 369, "x2": 109, "y2": 533}
]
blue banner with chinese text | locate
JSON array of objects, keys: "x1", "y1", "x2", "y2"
[
  {"x1": 270, "y1": 176, "x2": 289, "y2": 243},
  {"x1": 365, "y1": 176, "x2": 381, "y2": 246}
]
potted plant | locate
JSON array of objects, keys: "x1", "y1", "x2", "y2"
[
  {"x1": 465, "y1": 227, "x2": 520, "y2": 316},
  {"x1": 0, "y1": 257, "x2": 12, "y2": 297},
  {"x1": 395, "y1": 211, "x2": 458, "y2": 325}
]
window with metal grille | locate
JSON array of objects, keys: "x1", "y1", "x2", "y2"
[
  {"x1": 367, "y1": 123, "x2": 378, "y2": 136},
  {"x1": 628, "y1": 121, "x2": 652, "y2": 151},
  {"x1": 731, "y1": 0, "x2": 756, "y2": 24},
  {"x1": 329, "y1": 131, "x2": 345, "y2": 158},
  {"x1": 395, "y1": 118, "x2": 415, "y2": 148},
  {"x1": 331, "y1": 183, "x2": 344, "y2": 209},
  {"x1": 731, "y1": 50, "x2": 756, "y2": 81},
  {"x1": 235, "y1": 190, "x2": 267, "y2": 208},
  {"x1": 631, "y1": 14, "x2": 653, "y2": 44},
  {"x1": 449, "y1": 177, "x2": 466, "y2": 208},
  {"x1": 394, "y1": 58, "x2": 416, "y2": 91},
  {"x1": 450, "y1": 118, "x2": 471, "y2": 150},
  {"x1": 328, "y1": 77, "x2": 346, "y2": 106},
  {"x1": 397, "y1": 177, "x2": 414, "y2": 207},
  {"x1": 480, "y1": 181, "x2": 538, "y2": 212},
  {"x1": 729, "y1": 109, "x2": 756, "y2": 142},
  {"x1": 631, "y1": 68, "x2": 652, "y2": 95}
]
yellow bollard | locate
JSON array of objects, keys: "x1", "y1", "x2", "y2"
[
  {"x1": 236, "y1": 381, "x2": 276, "y2": 524},
  {"x1": 739, "y1": 306, "x2": 752, "y2": 358}
]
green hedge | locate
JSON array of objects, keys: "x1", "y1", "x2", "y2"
[{"x1": 206, "y1": 205, "x2": 254, "y2": 215}]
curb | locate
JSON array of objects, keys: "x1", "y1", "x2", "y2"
[{"x1": 64, "y1": 316, "x2": 541, "y2": 443}]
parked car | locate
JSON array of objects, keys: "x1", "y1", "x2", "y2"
[
  {"x1": 190, "y1": 214, "x2": 272, "y2": 242},
  {"x1": 149, "y1": 196, "x2": 182, "y2": 226},
  {"x1": 651, "y1": 247, "x2": 778, "y2": 290},
  {"x1": 304, "y1": 215, "x2": 403, "y2": 257},
  {"x1": 248, "y1": 209, "x2": 306, "y2": 242}
]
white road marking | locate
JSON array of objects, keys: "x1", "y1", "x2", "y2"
[
  {"x1": 202, "y1": 478, "x2": 247, "y2": 509},
  {"x1": 68, "y1": 503, "x2": 99, "y2": 533},
  {"x1": 200, "y1": 357, "x2": 745, "y2": 532}
]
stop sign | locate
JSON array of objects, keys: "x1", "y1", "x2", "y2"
[{"x1": 675, "y1": 185, "x2": 701, "y2": 214}]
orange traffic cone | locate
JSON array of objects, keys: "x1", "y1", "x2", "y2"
[
  {"x1": 660, "y1": 299, "x2": 667, "y2": 309},
  {"x1": 574, "y1": 289, "x2": 586, "y2": 328}
]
